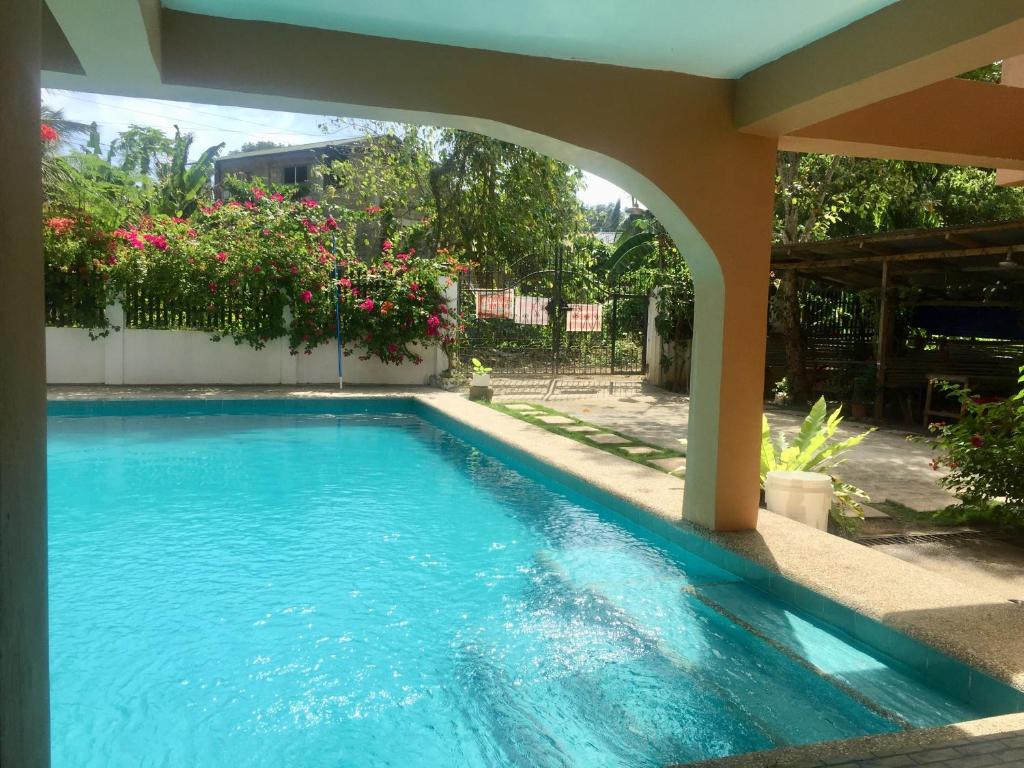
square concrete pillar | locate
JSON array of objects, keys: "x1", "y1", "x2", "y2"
[{"x1": 0, "y1": 1, "x2": 51, "y2": 766}]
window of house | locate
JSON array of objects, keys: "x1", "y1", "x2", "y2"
[{"x1": 283, "y1": 165, "x2": 308, "y2": 184}]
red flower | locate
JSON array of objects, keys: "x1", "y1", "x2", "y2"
[
  {"x1": 426, "y1": 314, "x2": 441, "y2": 336},
  {"x1": 251, "y1": 187, "x2": 264, "y2": 200},
  {"x1": 252, "y1": 265, "x2": 262, "y2": 273},
  {"x1": 208, "y1": 282, "x2": 218, "y2": 295},
  {"x1": 47, "y1": 217, "x2": 74, "y2": 234},
  {"x1": 338, "y1": 277, "x2": 352, "y2": 288},
  {"x1": 143, "y1": 233, "x2": 168, "y2": 250},
  {"x1": 380, "y1": 300, "x2": 394, "y2": 315},
  {"x1": 40, "y1": 123, "x2": 58, "y2": 142},
  {"x1": 270, "y1": 193, "x2": 284, "y2": 202},
  {"x1": 301, "y1": 289, "x2": 313, "y2": 304},
  {"x1": 970, "y1": 434, "x2": 984, "y2": 448},
  {"x1": 301, "y1": 199, "x2": 318, "y2": 208},
  {"x1": 365, "y1": 205, "x2": 381, "y2": 214},
  {"x1": 215, "y1": 251, "x2": 228, "y2": 263},
  {"x1": 382, "y1": 240, "x2": 394, "y2": 251},
  {"x1": 360, "y1": 298, "x2": 375, "y2": 312}
]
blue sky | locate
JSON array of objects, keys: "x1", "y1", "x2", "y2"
[{"x1": 42, "y1": 88, "x2": 633, "y2": 208}]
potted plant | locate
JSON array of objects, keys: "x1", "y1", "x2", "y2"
[{"x1": 470, "y1": 358, "x2": 492, "y2": 388}]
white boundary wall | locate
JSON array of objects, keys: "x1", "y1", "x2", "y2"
[{"x1": 46, "y1": 302, "x2": 448, "y2": 386}]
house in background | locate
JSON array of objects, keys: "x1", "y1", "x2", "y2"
[{"x1": 213, "y1": 137, "x2": 367, "y2": 198}]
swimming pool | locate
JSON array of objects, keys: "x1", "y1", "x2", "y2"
[{"x1": 47, "y1": 399, "x2": 1019, "y2": 767}]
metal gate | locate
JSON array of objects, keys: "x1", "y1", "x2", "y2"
[{"x1": 457, "y1": 247, "x2": 655, "y2": 375}]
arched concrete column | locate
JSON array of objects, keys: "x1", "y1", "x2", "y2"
[
  {"x1": 150, "y1": 11, "x2": 780, "y2": 530},
  {"x1": 1, "y1": 1, "x2": 50, "y2": 766}
]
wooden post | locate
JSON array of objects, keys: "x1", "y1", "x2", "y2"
[{"x1": 874, "y1": 259, "x2": 892, "y2": 420}]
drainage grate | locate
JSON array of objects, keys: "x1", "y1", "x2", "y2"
[{"x1": 857, "y1": 530, "x2": 989, "y2": 547}]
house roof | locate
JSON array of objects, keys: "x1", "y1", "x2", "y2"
[{"x1": 217, "y1": 136, "x2": 367, "y2": 163}]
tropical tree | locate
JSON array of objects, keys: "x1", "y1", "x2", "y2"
[
  {"x1": 107, "y1": 125, "x2": 175, "y2": 175},
  {"x1": 429, "y1": 129, "x2": 585, "y2": 283}
]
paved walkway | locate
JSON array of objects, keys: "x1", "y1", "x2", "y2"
[{"x1": 494, "y1": 376, "x2": 956, "y2": 512}]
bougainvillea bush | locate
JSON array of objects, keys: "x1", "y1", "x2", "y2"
[
  {"x1": 44, "y1": 184, "x2": 466, "y2": 363},
  {"x1": 927, "y1": 369, "x2": 1024, "y2": 520}
]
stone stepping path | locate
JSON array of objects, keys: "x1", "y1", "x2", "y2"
[
  {"x1": 500, "y1": 403, "x2": 686, "y2": 474},
  {"x1": 588, "y1": 433, "x2": 632, "y2": 445},
  {"x1": 649, "y1": 456, "x2": 686, "y2": 473},
  {"x1": 537, "y1": 415, "x2": 577, "y2": 425}
]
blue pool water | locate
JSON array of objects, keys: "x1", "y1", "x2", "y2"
[{"x1": 48, "y1": 402, "x2": 1012, "y2": 767}]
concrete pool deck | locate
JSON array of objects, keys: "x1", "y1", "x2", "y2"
[{"x1": 48, "y1": 385, "x2": 1024, "y2": 766}]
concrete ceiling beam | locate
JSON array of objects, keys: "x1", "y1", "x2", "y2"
[
  {"x1": 44, "y1": 0, "x2": 160, "y2": 87},
  {"x1": 735, "y1": 0, "x2": 1024, "y2": 136},
  {"x1": 779, "y1": 78, "x2": 1024, "y2": 170}
]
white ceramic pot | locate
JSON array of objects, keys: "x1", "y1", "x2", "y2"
[
  {"x1": 471, "y1": 372, "x2": 492, "y2": 388},
  {"x1": 764, "y1": 470, "x2": 833, "y2": 531}
]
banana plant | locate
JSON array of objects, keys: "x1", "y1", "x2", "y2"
[
  {"x1": 151, "y1": 127, "x2": 224, "y2": 218},
  {"x1": 760, "y1": 396, "x2": 875, "y2": 518}
]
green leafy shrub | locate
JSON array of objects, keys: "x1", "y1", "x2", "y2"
[
  {"x1": 43, "y1": 215, "x2": 115, "y2": 333},
  {"x1": 927, "y1": 369, "x2": 1024, "y2": 519},
  {"x1": 760, "y1": 397, "x2": 875, "y2": 522},
  {"x1": 45, "y1": 185, "x2": 466, "y2": 363}
]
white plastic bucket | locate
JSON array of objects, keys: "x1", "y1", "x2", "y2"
[{"x1": 765, "y1": 470, "x2": 833, "y2": 531}]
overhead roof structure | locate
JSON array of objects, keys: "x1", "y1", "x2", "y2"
[{"x1": 771, "y1": 219, "x2": 1024, "y2": 297}]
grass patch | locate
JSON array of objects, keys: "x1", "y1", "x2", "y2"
[
  {"x1": 873, "y1": 499, "x2": 1024, "y2": 531},
  {"x1": 485, "y1": 401, "x2": 686, "y2": 476}
]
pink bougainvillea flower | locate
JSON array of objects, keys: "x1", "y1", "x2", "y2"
[
  {"x1": 338, "y1": 277, "x2": 352, "y2": 288},
  {"x1": 106, "y1": 254, "x2": 118, "y2": 265},
  {"x1": 47, "y1": 217, "x2": 74, "y2": 234},
  {"x1": 301, "y1": 198, "x2": 318, "y2": 208},
  {"x1": 971, "y1": 434, "x2": 984, "y2": 448},
  {"x1": 244, "y1": 201, "x2": 256, "y2": 210},
  {"x1": 252, "y1": 265, "x2": 262, "y2": 273},
  {"x1": 382, "y1": 240, "x2": 394, "y2": 251},
  {"x1": 387, "y1": 343, "x2": 398, "y2": 355},
  {"x1": 380, "y1": 300, "x2": 394, "y2": 315},
  {"x1": 300, "y1": 290, "x2": 313, "y2": 304},
  {"x1": 301, "y1": 218, "x2": 319, "y2": 234},
  {"x1": 270, "y1": 192, "x2": 284, "y2": 202},
  {"x1": 40, "y1": 123, "x2": 58, "y2": 142},
  {"x1": 359, "y1": 298, "x2": 375, "y2": 312},
  {"x1": 215, "y1": 251, "x2": 228, "y2": 263},
  {"x1": 365, "y1": 204, "x2": 381, "y2": 214},
  {"x1": 383, "y1": 261, "x2": 393, "y2": 270},
  {"x1": 426, "y1": 314, "x2": 441, "y2": 336},
  {"x1": 208, "y1": 281, "x2": 218, "y2": 295},
  {"x1": 251, "y1": 187, "x2": 264, "y2": 200},
  {"x1": 142, "y1": 234, "x2": 168, "y2": 250},
  {"x1": 322, "y1": 215, "x2": 338, "y2": 231}
]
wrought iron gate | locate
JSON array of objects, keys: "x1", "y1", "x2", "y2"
[{"x1": 457, "y1": 247, "x2": 656, "y2": 375}]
